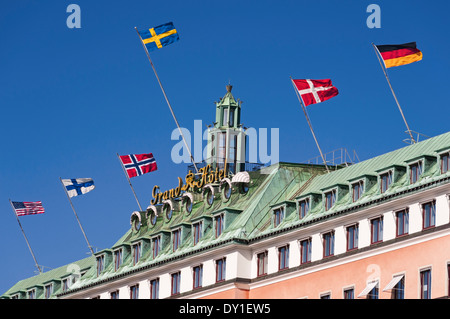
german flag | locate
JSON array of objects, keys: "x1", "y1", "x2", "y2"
[{"x1": 375, "y1": 42, "x2": 422, "y2": 68}]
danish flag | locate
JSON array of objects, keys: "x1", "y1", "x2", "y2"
[
  {"x1": 119, "y1": 153, "x2": 157, "y2": 178},
  {"x1": 292, "y1": 79, "x2": 339, "y2": 106}
]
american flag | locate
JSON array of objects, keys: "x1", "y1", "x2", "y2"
[{"x1": 12, "y1": 201, "x2": 45, "y2": 216}]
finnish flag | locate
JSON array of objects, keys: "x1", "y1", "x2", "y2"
[{"x1": 61, "y1": 178, "x2": 95, "y2": 198}]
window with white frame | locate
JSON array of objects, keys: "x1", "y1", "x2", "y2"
[
  {"x1": 152, "y1": 236, "x2": 161, "y2": 258},
  {"x1": 380, "y1": 170, "x2": 392, "y2": 193},
  {"x1": 171, "y1": 272, "x2": 181, "y2": 296},
  {"x1": 370, "y1": 217, "x2": 383, "y2": 244},
  {"x1": 193, "y1": 265, "x2": 203, "y2": 289},
  {"x1": 96, "y1": 254, "x2": 105, "y2": 276},
  {"x1": 346, "y1": 224, "x2": 358, "y2": 251},
  {"x1": 273, "y1": 206, "x2": 285, "y2": 227},
  {"x1": 422, "y1": 200, "x2": 436, "y2": 229},
  {"x1": 150, "y1": 278, "x2": 159, "y2": 299},
  {"x1": 409, "y1": 161, "x2": 423, "y2": 183},
  {"x1": 44, "y1": 284, "x2": 53, "y2": 299},
  {"x1": 300, "y1": 238, "x2": 312, "y2": 264},
  {"x1": 216, "y1": 258, "x2": 226, "y2": 282},
  {"x1": 215, "y1": 214, "x2": 224, "y2": 238},
  {"x1": 132, "y1": 242, "x2": 141, "y2": 265},
  {"x1": 352, "y1": 181, "x2": 364, "y2": 202},
  {"x1": 323, "y1": 231, "x2": 335, "y2": 257},
  {"x1": 172, "y1": 228, "x2": 181, "y2": 252},
  {"x1": 130, "y1": 284, "x2": 139, "y2": 299},
  {"x1": 396, "y1": 209, "x2": 409, "y2": 237},
  {"x1": 114, "y1": 248, "x2": 122, "y2": 271},
  {"x1": 278, "y1": 245, "x2": 289, "y2": 271},
  {"x1": 257, "y1": 251, "x2": 268, "y2": 276},
  {"x1": 441, "y1": 152, "x2": 450, "y2": 173},
  {"x1": 324, "y1": 190, "x2": 336, "y2": 211},
  {"x1": 298, "y1": 199, "x2": 309, "y2": 219},
  {"x1": 193, "y1": 221, "x2": 203, "y2": 245}
]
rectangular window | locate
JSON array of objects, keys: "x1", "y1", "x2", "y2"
[
  {"x1": 380, "y1": 171, "x2": 392, "y2": 193},
  {"x1": 216, "y1": 258, "x2": 226, "y2": 282},
  {"x1": 343, "y1": 288, "x2": 354, "y2": 299},
  {"x1": 367, "y1": 283, "x2": 379, "y2": 299},
  {"x1": 193, "y1": 221, "x2": 203, "y2": 245},
  {"x1": 28, "y1": 289, "x2": 35, "y2": 299},
  {"x1": 422, "y1": 201, "x2": 436, "y2": 229},
  {"x1": 346, "y1": 224, "x2": 359, "y2": 251},
  {"x1": 173, "y1": 228, "x2": 181, "y2": 252},
  {"x1": 410, "y1": 161, "x2": 423, "y2": 183},
  {"x1": 396, "y1": 209, "x2": 409, "y2": 237},
  {"x1": 62, "y1": 278, "x2": 70, "y2": 292},
  {"x1": 130, "y1": 284, "x2": 139, "y2": 299},
  {"x1": 391, "y1": 277, "x2": 405, "y2": 299},
  {"x1": 152, "y1": 236, "x2": 160, "y2": 258},
  {"x1": 215, "y1": 214, "x2": 224, "y2": 238},
  {"x1": 420, "y1": 269, "x2": 432, "y2": 299},
  {"x1": 273, "y1": 207, "x2": 285, "y2": 227},
  {"x1": 323, "y1": 231, "x2": 335, "y2": 257},
  {"x1": 352, "y1": 181, "x2": 364, "y2": 202},
  {"x1": 45, "y1": 284, "x2": 53, "y2": 299},
  {"x1": 110, "y1": 290, "x2": 119, "y2": 299},
  {"x1": 299, "y1": 199, "x2": 309, "y2": 219},
  {"x1": 257, "y1": 251, "x2": 268, "y2": 276},
  {"x1": 96, "y1": 255, "x2": 104, "y2": 276},
  {"x1": 320, "y1": 293, "x2": 331, "y2": 299},
  {"x1": 324, "y1": 190, "x2": 336, "y2": 211},
  {"x1": 441, "y1": 152, "x2": 450, "y2": 173},
  {"x1": 193, "y1": 265, "x2": 203, "y2": 289},
  {"x1": 371, "y1": 217, "x2": 383, "y2": 244},
  {"x1": 300, "y1": 238, "x2": 312, "y2": 264},
  {"x1": 278, "y1": 245, "x2": 289, "y2": 271},
  {"x1": 171, "y1": 272, "x2": 181, "y2": 296},
  {"x1": 132, "y1": 242, "x2": 141, "y2": 265},
  {"x1": 114, "y1": 249, "x2": 122, "y2": 271},
  {"x1": 150, "y1": 278, "x2": 159, "y2": 299}
]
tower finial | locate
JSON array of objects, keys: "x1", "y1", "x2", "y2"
[{"x1": 226, "y1": 84, "x2": 232, "y2": 92}]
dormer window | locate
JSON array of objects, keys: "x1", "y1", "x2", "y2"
[
  {"x1": 352, "y1": 181, "x2": 364, "y2": 202},
  {"x1": 132, "y1": 242, "x2": 141, "y2": 265},
  {"x1": 193, "y1": 221, "x2": 203, "y2": 245},
  {"x1": 172, "y1": 228, "x2": 181, "y2": 252},
  {"x1": 441, "y1": 152, "x2": 449, "y2": 173},
  {"x1": 324, "y1": 190, "x2": 336, "y2": 211},
  {"x1": 152, "y1": 236, "x2": 161, "y2": 258},
  {"x1": 114, "y1": 249, "x2": 123, "y2": 271},
  {"x1": 299, "y1": 199, "x2": 309, "y2": 219},
  {"x1": 44, "y1": 284, "x2": 53, "y2": 299},
  {"x1": 214, "y1": 214, "x2": 224, "y2": 238},
  {"x1": 380, "y1": 171, "x2": 392, "y2": 193},
  {"x1": 96, "y1": 255, "x2": 105, "y2": 276},
  {"x1": 27, "y1": 289, "x2": 35, "y2": 299},
  {"x1": 273, "y1": 207, "x2": 285, "y2": 227},
  {"x1": 410, "y1": 161, "x2": 423, "y2": 183}
]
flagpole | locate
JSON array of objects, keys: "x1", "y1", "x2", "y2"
[
  {"x1": 9, "y1": 199, "x2": 42, "y2": 274},
  {"x1": 134, "y1": 27, "x2": 199, "y2": 174},
  {"x1": 290, "y1": 77, "x2": 330, "y2": 173},
  {"x1": 59, "y1": 178, "x2": 94, "y2": 255},
  {"x1": 117, "y1": 153, "x2": 143, "y2": 211},
  {"x1": 371, "y1": 43, "x2": 416, "y2": 144}
]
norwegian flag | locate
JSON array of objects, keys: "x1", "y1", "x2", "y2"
[
  {"x1": 119, "y1": 153, "x2": 157, "y2": 178},
  {"x1": 292, "y1": 79, "x2": 339, "y2": 106}
]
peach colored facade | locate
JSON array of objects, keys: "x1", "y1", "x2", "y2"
[{"x1": 202, "y1": 232, "x2": 450, "y2": 299}]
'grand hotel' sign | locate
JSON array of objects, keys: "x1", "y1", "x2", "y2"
[{"x1": 150, "y1": 164, "x2": 228, "y2": 205}]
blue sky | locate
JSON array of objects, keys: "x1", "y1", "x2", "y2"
[{"x1": 1, "y1": 0, "x2": 449, "y2": 294}]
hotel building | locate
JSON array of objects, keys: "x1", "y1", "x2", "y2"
[{"x1": 2, "y1": 86, "x2": 450, "y2": 299}]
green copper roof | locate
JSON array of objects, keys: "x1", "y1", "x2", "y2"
[{"x1": 3, "y1": 131, "x2": 450, "y2": 298}]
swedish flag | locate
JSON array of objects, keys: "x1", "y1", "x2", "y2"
[{"x1": 138, "y1": 22, "x2": 179, "y2": 52}]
